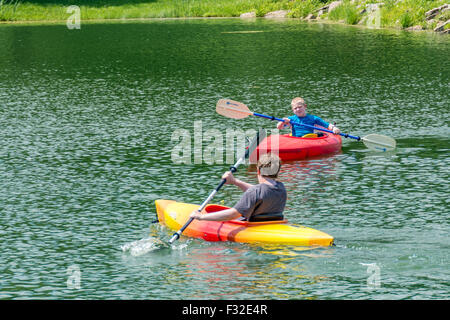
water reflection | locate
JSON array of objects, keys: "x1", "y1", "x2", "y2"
[
  {"x1": 120, "y1": 236, "x2": 335, "y2": 299},
  {"x1": 1, "y1": 18, "x2": 448, "y2": 299},
  {"x1": 276, "y1": 156, "x2": 343, "y2": 225},
  {"x1": 281, "y1": 157, "x2": 341, "y2": 190},
  {"x1": 161, "y1": 243, "x2": 334, "y2": 300}
]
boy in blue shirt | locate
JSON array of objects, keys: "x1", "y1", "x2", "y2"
[{"x1": 277, "y1": 97, "x2": 341, "y2": 137}]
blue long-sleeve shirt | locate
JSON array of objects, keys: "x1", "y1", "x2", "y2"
[{"x1": 288, "y1": 114, "x2": 330, "y2": 137}]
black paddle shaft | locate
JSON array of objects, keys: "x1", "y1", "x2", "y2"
[{"x1": 168, "y1": 129, "x2": 265, "y2": 244}]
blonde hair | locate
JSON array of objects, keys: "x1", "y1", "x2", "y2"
[
  {"x1": 257, "y1": 153, "x2": 281, "y2": 178},
  {"x1": 291, "y1": 97, "x2": 307, "y2": 107}
]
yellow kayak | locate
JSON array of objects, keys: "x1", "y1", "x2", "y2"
[{"x1": 155, "y1": 200, "x2": 334, "y2": 246}]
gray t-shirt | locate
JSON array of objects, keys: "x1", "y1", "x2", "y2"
[{"x1": 233, "y1": 179, "x2": 287, "y2": 221}]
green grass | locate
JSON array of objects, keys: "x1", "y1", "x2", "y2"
[
  {"x1": 0, "y1": 0, "x2": 294, "y2": 21},
  {"x1": 0, "y1": 0, "x2": 449, "y2": 32},
  {"x1": 380, "y1": 0, "x2": 448, "y2": 29},
  {"x1": 327, "y1": 0, "x2": 360, "y2": 25},
  {"x1": 0, "y1": 0, "x2": 20, "y2": 21},
  {"x1": 288, "y1": 0, "x2": 322, "y2": 18},
  {"x1": 399, "y1": 10, "x2": 414, "y2": 28}
]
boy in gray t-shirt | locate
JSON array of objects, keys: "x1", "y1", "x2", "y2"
[
  {"x1": 190, "y1": 153, "x2": 286, "y2": 222},
  {"x1": 233, "y1": 179, "x2": 286, "y2": 221}
]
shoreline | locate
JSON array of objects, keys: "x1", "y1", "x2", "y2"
[
  {"x1": 0, "y1": 16, "x2": 444, "y2": 35},
  {"x1": 0, "y1": 1, "x2": 448, "y2": 34},
  {"x1": 0, "y1": 16, "x2": 239, "y2": 25}
]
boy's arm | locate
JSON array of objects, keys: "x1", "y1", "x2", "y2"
[
  {"x1": 222, "y1": 171, "x2": 253, "y2": 191},
  {"x1": 314, "y1": 116, "x2": 341, "y2": 134},
  {"x1": 232, "y1": 178, "x2": 254, "y2": 192},
  {"x1": 190, "y1": 208, "x2": 242, "y2": 221}
]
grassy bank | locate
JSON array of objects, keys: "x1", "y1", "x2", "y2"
[{"x1": 0, "y1": 0, "x2": 449, "y2": 32}]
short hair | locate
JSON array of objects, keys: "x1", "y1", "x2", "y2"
[
  {"x1": 291, "y1": 97, "x2": 306, "y2": 107},
  {"x1": 257, "y1": 153, "x2": 281, "y2": 178}
]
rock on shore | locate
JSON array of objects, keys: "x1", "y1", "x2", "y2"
[
  {"x1": 264, "y1": 10, "x2": 289, "y2": 18},
  {"x1": 240, "y1": 12, "x2": 256, "y2": 18},
  {"x1": 434, "y1": 19, "x2": 450, "y2": 32},
  {"x1": 425, "y1": 4, "x2": 449, "y2": 20},
  {"x1": 239, "y1": 2, "x2": 449, "y2": 34},
  {"x1": 317, "y1": 1, "x2": 343, "y2": 17}
]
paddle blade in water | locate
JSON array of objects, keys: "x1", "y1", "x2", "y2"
[
  {"x1": 361, "y1": 134, "x2": 396, "y2": 152},
  {"x1": 216, "y1": 99, "x2": 253, "y2": 119},
  {"x1": 121, "y1": 237, "x2": 168, "y2": 256}
]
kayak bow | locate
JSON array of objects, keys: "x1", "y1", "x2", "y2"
[{"x1": 253, "y1": 132, "x2": 342, "y2": 161}]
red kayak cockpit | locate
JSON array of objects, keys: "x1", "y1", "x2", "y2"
[{"x1": 203, "y1": 204, "x2": 288, "y2": 226}]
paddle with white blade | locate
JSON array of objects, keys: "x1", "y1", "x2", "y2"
[
  {"x1": 168, "y1": 128, "x2": 267, "y2": 244},
  {"x1": 216, "y1": 99, "x2": 396, "y2": 152}
]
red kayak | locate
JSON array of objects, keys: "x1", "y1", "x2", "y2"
[{"x1": 252, "y1": 133, "x2": 342, "y2": 161}]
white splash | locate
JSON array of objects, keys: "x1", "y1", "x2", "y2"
[{"x1": 121, "y1": 237, "x2": 165, "y2": 256}]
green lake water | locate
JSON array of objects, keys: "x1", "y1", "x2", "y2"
[{"x1": 0, "y1": 19, "x2": 449, "y2": 300}]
